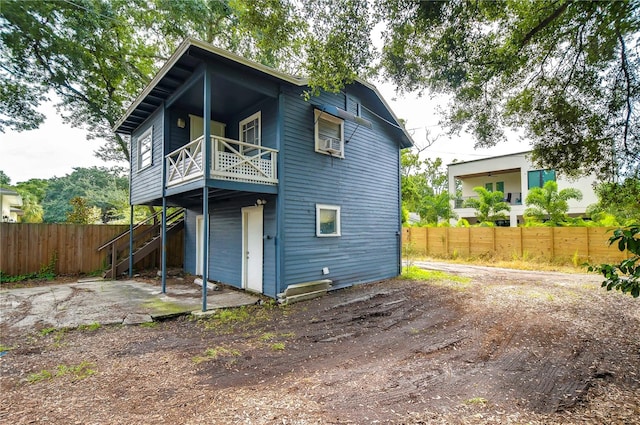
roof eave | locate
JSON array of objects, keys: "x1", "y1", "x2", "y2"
[{"x1": 113, "y1": 38, "x2": 307, "y2": 134}]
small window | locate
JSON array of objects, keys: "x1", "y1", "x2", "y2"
[
  {"x1": 240, "y1": 111, "x2": 261, "y2": 146},
  {"x1": 496, "y1": 181, "x2": 505, "y2": 193},
  {"x1": 314, "y1": 110, "x2": 344, "y2": 158},
  {"x1": 528, "y1": 169, "x2": 556, "y2": 189},
  {"x1": 316, "y1": 204, "x2": 341, "y2": 237},
  {"x1": 485, "y1": 182, "x2": 493, "y2": 192},
  {"x1": 137, "y1": 127, "x2": 153, "y2": 170}
]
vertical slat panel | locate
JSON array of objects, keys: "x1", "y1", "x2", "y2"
[
  {"x1": 495, "y1": 227, "x2": 522, "y2": 259},
  {"x1": 401, "y1": 226, "x2": 627, "y2": 265},
  {"x1": 448, "y1": 228, "x2": 470, "y2": 257},
  {"x1": 554, "y1": 227, "x2": 588, "y2": 263},
  {"x1": 427, "y1": 228, "x2": 447, "y2": 256},
  {"x1": 521, "y1": 227, "x2": 553, "y2": 260},
  {"x1": 469, "y1": 227, "x2": 494, "y2": 257}
]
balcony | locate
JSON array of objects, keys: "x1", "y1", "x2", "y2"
[
  {"x1": 166, "y1": 135, "x2": 278, "y2": 188},
  {"x1": 454, "y1": 195, "x2": 522, "y2": 209}
]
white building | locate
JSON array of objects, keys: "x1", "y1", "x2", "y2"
[
  {"x1": 0, "y1": 188, "x2": 23, "y2": 223},
  {"x1": 448, "y1": 151, "x2": 598, "y2": 227}
]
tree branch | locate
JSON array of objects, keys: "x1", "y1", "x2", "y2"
[
  {"x1": 616, "y1": 30, "x2": 632, "y2": 156},
  {"x1": 520, "y1": 1, "x2": 570, "y2": 47}
]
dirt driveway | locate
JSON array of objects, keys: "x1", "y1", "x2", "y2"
[{"x1": 2, "y1": 263, "x2": 639, "y2": 424}]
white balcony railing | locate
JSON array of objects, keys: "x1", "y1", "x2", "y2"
[
  {"x1": 166, "y1": 135, "x2": 278, "y2": 187},
  {"x1": 454, "y1": 195, "x2": 522, "y2": 209}
]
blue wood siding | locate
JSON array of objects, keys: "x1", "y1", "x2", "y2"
[
  {"x1": 130, "y1": 108, "x2": 164, "y2": 205},
  {"x1": 167, "y1": 108, "x2": 191, "y2": 153},
  {"x1": 226, "y1": 98, "x2": 278, "y2": 150},
  {"x1": 184, "y1": 195, "x2": 277, "y2": 297},
  {"x1": 183, "y1": 208, "x2": 198, "y2": 273},
  {"x1": 279, "y1": 86, "x2": 401, "y2": 291}
]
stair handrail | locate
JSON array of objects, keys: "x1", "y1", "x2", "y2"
[{"x1": 97, "y1": 208, "x2": 184, "y2": 251}]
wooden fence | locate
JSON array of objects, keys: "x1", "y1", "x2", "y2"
[
  {"x1": 0, "y1": 223, "x2": 183, "y2": 276},
  {"x1": 402, "y1": 227, "x2": 629, "y2": 264}
]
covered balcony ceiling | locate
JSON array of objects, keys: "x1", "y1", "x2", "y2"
[
  {"x1": 171, "y1": 77, "x2": 267, "y2": 122},
  {"x1": 455, "y1": 167, "x2": 520, "y2": 179}
]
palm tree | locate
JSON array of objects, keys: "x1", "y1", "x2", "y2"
[
  {"x1": 418, "y1": 192, "x2": 457, "y2": 225},
  {"x1": 524, "y1": 180, "x2": 582, "y2": 224},
  {"x1": 464, "y1": 187, "x2": 511, "y2": 224}
]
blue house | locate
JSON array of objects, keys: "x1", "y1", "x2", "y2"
[{"x1": 114, "y1": 39, "x2": 413, "y2": 303}]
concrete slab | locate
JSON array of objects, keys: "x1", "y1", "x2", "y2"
[{"x1": 0, "y1": 280, "x2": 259, "y2": 338}]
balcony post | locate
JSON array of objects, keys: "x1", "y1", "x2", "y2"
[
  {"x1": 203, "y1": 67, "x2": 211, "y2": 183},
  {"x1": 161, "y1": 197, "x2": 167, "y2": 294},
  {"x1": 201, "y1": 68, "x2": 211, "y2": 312}
]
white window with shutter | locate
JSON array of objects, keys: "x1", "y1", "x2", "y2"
[{"x1": 314, "y1": 109, "x2": 344, "y2": 158}]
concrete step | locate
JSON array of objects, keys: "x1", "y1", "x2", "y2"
[{"x1": 278, "y1": 279, "x2": 332, "y2": 304}]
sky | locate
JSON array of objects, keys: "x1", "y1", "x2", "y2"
[{"x1": 0, "y1": 83, "x2": 530, "y2": 185}]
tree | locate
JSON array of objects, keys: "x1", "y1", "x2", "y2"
[
  {"x1": 588, "y1": 177, "x2": 640, "y2": 225},
  {"x1": 418, "y1": 191, "x2": 456, "y2": 226},
  {"x1": 15, "y1": 178, "x2": 48, "y2": 204},
  {"x1": 400, "y1": 149, "x2": 424, "y2": 213},
  {"x1": 66, "y1": 196, "x2": 101, "y2": 224},
  {"x1": 14, "y1": 190, "x2": 43, "y2": 223},
  {"x1": 0, "y1": 170, "x2": 10, "y2": 186},
  {"x1": 464, "y1": 187, "x2": 510, "y2": 225},
  {"x1": 301, "y1": 1, "x2": 639, "y2": 183},
  {"x1": 588, "y1": 224, "x2": 640, "y2": 298},
  {"x1": 42, "y1": 167, "x2": 128, "y2": 223},
  {"x1": 401, "y1": 150, "x2": 455, "y2": 225},
  {"x1": 524, "y1": 180, "x2": 583, "y2": 225},
  {"x1": 0, "y1": 0, "x2": 304, "y2": 162}
]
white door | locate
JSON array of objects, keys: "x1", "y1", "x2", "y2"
[
  {"x1": 242, "y1": 206, "x2": 263, "y2": 293},
  {"x1": 195, "y1": 215, "x2": 204, "y2": 276}
]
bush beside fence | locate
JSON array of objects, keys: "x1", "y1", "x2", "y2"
[
  {"x1": 402, "y1": 226, "x2": 628, "y2": 264},
  {"x1": 0, "y1": 223, "x2": 183, "y2": 276}
]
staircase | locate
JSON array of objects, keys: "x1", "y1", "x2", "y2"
[{"x1": 98, "y1": 208, "x2": 185, "y2": 279}]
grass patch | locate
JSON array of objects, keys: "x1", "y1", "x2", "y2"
[
  {"x1": 77, "y1": 322, "x2": 101, "y2": 331},
  {"x1": 39, "y1": 327, "x2": 57, "y2": 336},
  {"x1": 401, "y1": 266, "x2": 469, "y2": 283},
  {"x1": 141, "y1": 299, "x2": 187, "y2": 315},
  {"x1": 38, "y1": 327, "x2": 68, "y2": 346},
  {"x1": 139, "y1": 321, "x2": 158, "y2": 328},
  {"x1": 420, "y1": 254, "x2": 584, "y2": 274},
  {"x1": 270, "y1": 342, "x2": 286, "y2": 351},
  {"x1": 200, "y1": 305, "x2": 278, "y2": 334},
  {"x1": 259, "y1": 332, "x2": 276, "y2": 341},
  {"x1": 401, "y1": 266, "x2": 472, "y2": 291},
  {"x1": 0, "y1": 344, "x2": 14, "y2": 352},
  {"x1": 27, "y1": 361, "x2": 96, "y2": 384},
  {"x1": 464, "y1": 397, "x2": 488, "y2": 406},
  {"x1": 193, "y1": 346, "x2": 242, "y2": 364}
]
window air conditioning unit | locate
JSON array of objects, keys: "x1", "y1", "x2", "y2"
[{"x1": 321, "y1": 137, "x2": 342, "y2": 155}]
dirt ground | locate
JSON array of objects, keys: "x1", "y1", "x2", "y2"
[{"x1": 1, "y1": 263, "x2": 639, "y2": 424}]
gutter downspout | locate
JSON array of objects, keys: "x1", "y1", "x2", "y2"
[{"x1": 275, "y1": 90, "x2": 285, "y2": 298}]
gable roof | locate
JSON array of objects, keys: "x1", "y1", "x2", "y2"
[{"x1": 114, "y1": 38, "x2": 413, "y2": 148}]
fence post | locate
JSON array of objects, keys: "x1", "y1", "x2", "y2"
[
  {"x1": 445, "y1": 227, "x2": 449, "y2": 256},
  {"x1": 493, "y1": 227, "x2": 496, "y2": 254},
  {"x1": 424, "y1": 227, "x2": 429, "y2": 256}
]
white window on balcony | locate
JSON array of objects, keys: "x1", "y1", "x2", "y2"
[
  {"x1": 137, "y1": 127, "x2": 153, "y2": 171},
  {"x1": 240, "y1": 111, "x2": 261, "y2": 152},
  {"x1": 316, "y1": 204, "x2": 341, "y2": 237},
  {"x1": 314, "y1": 110, "x2": 344, "y2": 158}
]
